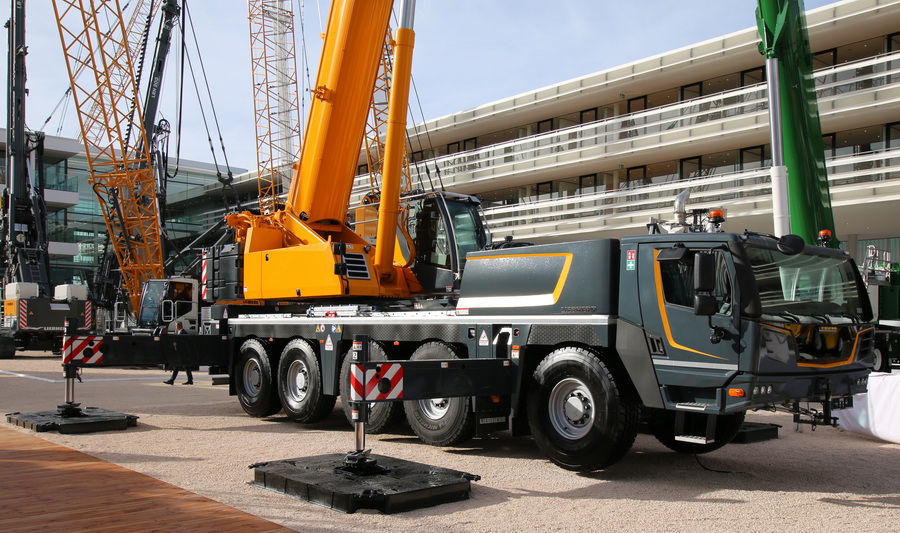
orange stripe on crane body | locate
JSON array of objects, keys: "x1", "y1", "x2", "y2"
[{"x1": 652, "y1": 249, "x2": 727, "y2": 360}]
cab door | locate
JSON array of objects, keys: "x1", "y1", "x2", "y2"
[{"x1": 637, "y1": 244, "x2": 742, "y2": 392}]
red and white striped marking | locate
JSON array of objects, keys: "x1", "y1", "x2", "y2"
[
  {"x1": 62, "y1": 335, "x2": 104, "y2": 365},
  {"x1": 201, "y1": 251, "x2": 208, "y2": 301},
  {"x1": 349, "y1": 363, "x2": 404, "y2": 402},
  {"x1": 18, "y1": 300, "x2": 27, "y2": 329},
  {"x1": 84, "y1": 300, "x2": 94, "y2": 330}
]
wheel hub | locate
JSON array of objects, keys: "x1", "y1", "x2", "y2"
[
  {"x1": 242, "y1": 359, "x2": 262, "y2": 397},
  {"x1": 420, "y1": 398, "x2": 450, "y2": 420},
  {"x1": 564, "y1": 391, "x2": 591, "y2": 427},
  {"x1": 288, "y1": 360, "x2": 309, "y2": 401},
  {"x1": 548, "y1": 378, "x2": 595, "y2": 440}
]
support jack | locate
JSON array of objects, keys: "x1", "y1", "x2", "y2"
[
  {"x1": 5, "y1": 318, "x2": 137, "y2": 434},
  {"x1": 250, "y1": 334, "x2": 480, "y2": 513}
]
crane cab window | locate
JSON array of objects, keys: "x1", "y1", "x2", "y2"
[
  {"x1": 408, "y1": 196, "x2": 486, "y2": 271},
  {"x1": 410, "y1": 198, "x2": 451, "y2": 269}
]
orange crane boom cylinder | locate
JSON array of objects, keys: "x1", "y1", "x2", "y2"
[
  {"x1": 374, "y1": 25, "x2": 415, "y2": 280},
  {"x1": 286, "y1": 0, "x2": 395, "y2": 225}
]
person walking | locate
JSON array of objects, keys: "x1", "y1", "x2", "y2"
[{"x1": 163, "y1": 321, "x2": 193, "y2": 385}]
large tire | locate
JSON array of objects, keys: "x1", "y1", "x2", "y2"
[
  {"x1": 404, "y1": 342, "x2": 475, "y2": 446},
  {"x1": 339, "y1": 341, "x2": 405, "y2": 433},
  {"x1": 236, "y1": 339, "x2": 281, "y2": 417},
  {"x1": 527, "y1": 346, "x2": 638, "y2": 472},
  {"x1": 872, "y1": 346, "x2": 890, "y2": 373},
  {"x1": 0, "y1": 337, "x2": 16, "y2": 359},
  {"x1": 277, "y1": 338, "x2": 336, "y2": 423},
  {"x1": 649, "y1": 410, "x2": 745, "y2": 454}
]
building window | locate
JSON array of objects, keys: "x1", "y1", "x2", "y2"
[
  {"x1": 537, "y1": 119, "x2": 553, "y2": 134},
  {"x1": 741, "y1": 146, "x2": 766, "y2": 170},
  {"x1": 680, "y1": 83, "x2": 701, "y2": 101},
  {"x1": 580, "y1": 108, "x2": 597, "y2": 124},
  {"x1": 741, "y1": 67, "x2": 765, "y2": 87},
  {"x1": 680, "y1": 157, "x2": 701, "y2": 179}
]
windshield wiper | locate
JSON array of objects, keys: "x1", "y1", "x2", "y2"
[
  {"x1": 824, "y1": 312, "x2": 861, "y2": 324},
  {"x1": 767, "y1": 311, "x2": 802, "y2": 323}
]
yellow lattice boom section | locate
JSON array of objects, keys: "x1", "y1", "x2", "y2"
[{"x1": 52, "y1": 0, "x2": 165, "y2": 313}]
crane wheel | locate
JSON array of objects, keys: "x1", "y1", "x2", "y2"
[
  {"x1": 235, "y1": 339, "x2": 281, "y2": 417},
  {"x1": 404, "y1": 342, "x2": 475, "y2": 447},
  {"x1": 527, "y1": 346, "x2": 638, "y2": 472},
  {"x1": 277, "y1": 338, "x2": 335, "y2": 423}
]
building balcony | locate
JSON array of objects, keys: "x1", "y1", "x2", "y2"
[
  {"x1": 480, "y1": 148, "x2": 900, "y2": 244},
  {"x1": 345, "y1": 51, "x2": 899, "y2": 244},
  {"x1": 351, "y1": 50, "x2": 900, "y2": 203}
]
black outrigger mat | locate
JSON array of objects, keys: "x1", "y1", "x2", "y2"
[
  {"x1": 251, "y1": 453, "x2": 479, "y2": 514},
  {"x1": 6, "y1": 407, "x2": 138, "y2": 434},
  {"x1": 732, "y1": 421, "x2": 780, "y2": 444}
]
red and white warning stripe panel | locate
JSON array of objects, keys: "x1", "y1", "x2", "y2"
[
  {"x1": 62, "y1": 336, "x2": 104, "y2": 365},
  {"x1": 18, "y1": 300, "x2": 27, "y2": 328},
  {"x1": 83, "y1": 300, "x2": 94, "y2": 330},
  {"x1": 349, "y1": 363, "x2": 404, "y2": 402},
  {"x1": 201, "y1": 251, "x2": 208, "y2": 301}
]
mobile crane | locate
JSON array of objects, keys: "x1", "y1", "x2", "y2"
[{"x1": 63, "y1": 0, "x2": 875, "y2": 472}]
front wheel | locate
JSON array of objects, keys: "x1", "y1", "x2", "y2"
[
  {"x1": 236, "y1": 339, "x2": 281, "y2": 417},
  {"x1": 339, "y1": 341, "x2": 405, "y2": 433},
  {"x1": 277, "y1": 339, "x2": 336, "y2": 423},
  {"x1": 527, "y1": 346, "x2": 638, "y2": 472},
  {"x1": 404, "y1": 342, "x2": 475, "y2": 446}
]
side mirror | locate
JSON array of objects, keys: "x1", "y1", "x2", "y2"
[
  {"x1": 777, "y1": 234, "x2": 806, "y2": 255},
  {"x1": 694, "y1": 252, "x2": 716, "y2": 292},
  {"x1": 694, "y1": 294, "x2": 718, "y2": 316}
]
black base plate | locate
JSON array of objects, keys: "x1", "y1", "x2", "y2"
[
  {"x1": 6, "y1": 407, "x2": 138, "y2": 434},
  {"x1": 732, "y1": 422, "x2": 780, "y2": 444},
  {"x1": 251, "y1": 453, "x2": 478, "y2": 514}
]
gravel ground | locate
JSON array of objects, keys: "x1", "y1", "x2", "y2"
[{"x1": 2, "y1": 352, "x2": 899, "y2": 532}]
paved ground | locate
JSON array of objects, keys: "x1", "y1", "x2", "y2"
[{"x1": 2, "y1": 351, "x2": 899, "y2": 532}]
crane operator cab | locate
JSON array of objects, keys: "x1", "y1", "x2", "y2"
[
  {"x1": 406, "y1": 191, "x2": 489, "y2": 294},
  {"x1": 135, "y1": 277, "x2": 199, "y2": 334}
]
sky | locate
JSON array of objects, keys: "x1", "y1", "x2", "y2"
[{"x1": 3, "y1": 0, "x2": 838, "y2": 172}]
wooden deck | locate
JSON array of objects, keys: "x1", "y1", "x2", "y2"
[{"x1": 0, "y1": 427, "x2": 292, "y2": 532}]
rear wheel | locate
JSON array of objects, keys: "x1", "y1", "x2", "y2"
[
  {"x1": 404, "y1": 342, "x2": 475, "y2": 446},
  {"x1": 872, "y1": 346, "x2": 890, "y2": 373},
  {"x1": 277, "y1": 338, "x2": 336, "y2": 423},
  {"x1": 527, "y1": 346, "x2": 638, "y2": 472},
  {"x1": 339, "y1": 341, "x2": 405, "y2": 433},
  {"x1": 649, "y1": 410, "x2": 745, "y2": 454},
  {"x1": 236, "y1": 339, "x2": 281, "y2": 417}
]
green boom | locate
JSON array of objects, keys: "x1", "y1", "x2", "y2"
[{"x1": 756, "y1": 0, "x2": 838, "y2": 247}]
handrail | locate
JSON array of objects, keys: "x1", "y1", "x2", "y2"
[{"x1": 349, "y1": 51, "x2": 900, "y2": 200}]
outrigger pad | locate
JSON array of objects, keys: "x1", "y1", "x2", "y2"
[
  {"x1": 731, "y1": 422, "x2": 780, "y2": 444},
  {"x1": 6, "y1": 407, "x2": 138, "y2": 434},
  {"x1": 251, "y1": 453, "x2": 479, "y2": 514}
]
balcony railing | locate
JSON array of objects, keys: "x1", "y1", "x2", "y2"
[
  {"x1": 350, "y1": 50, "x2": 900, "y2": 202},
  {"x1": 479, "y1": 148, "x2": 900, "y2": 241}
]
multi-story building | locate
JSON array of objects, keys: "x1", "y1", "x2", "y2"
[
  {"x1": 0, "y1": 131, "x2": 245, "y2": 287},
  {"x1": 2, "y1": 0, "x2": 897, "y2": 293},
  {"x1": 345, "y1": 0, "x2": 898, "y2": 262}
]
